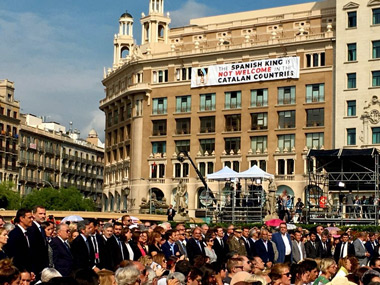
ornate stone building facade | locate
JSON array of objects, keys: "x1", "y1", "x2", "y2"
[{"x1": 100, "y1": 0, "x2": 335, "y2": 217}]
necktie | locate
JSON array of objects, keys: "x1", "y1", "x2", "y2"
[
  {"x1": 196, "y1": 240, "x2": 202, "y2": 251},
  {"x1": 373, "y1": 242, "x2": 375, "y2": 250},
  {"x1": 323, "y1": 243, "x2": 326, "y2": 251},
  {"x1": 64, "y1": 241, "x2": 71, "y2": 253},
  {"x1": 24, "y1": 232, "x2": 30, "y2": 248},
  {"x1": 340, "y1": 243, "x2": 345, "y2": 258}
]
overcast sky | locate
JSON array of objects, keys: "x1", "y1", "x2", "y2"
[{"x1": 0, "y1": 0, "x2": 316, "y2": 141}]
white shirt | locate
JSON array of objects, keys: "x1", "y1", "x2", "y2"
[
  {"x1": 296, "y1": 241, "x2": 303, "y2": 261},
  {"x1": 125, "y1": 242, "x2": 134, "y2": 260},
  {"x1": 281, "y1": 234, "x2": 291, "y2": 255}
]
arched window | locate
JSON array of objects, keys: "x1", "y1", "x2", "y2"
[
  {"x1": 121, "y1": 47, "x2": 130, "y2": 58},
  {"x1": 158, "y1": 25, "x2": 165, "y2": 38},
  {"x1": 109, "y1": 193, "x2": 114, "y2": 212},
  {"x1": 103, "y1": 194, "x2": 109, "y2": 212}
]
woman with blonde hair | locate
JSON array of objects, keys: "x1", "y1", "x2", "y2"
[
  {"x1": 269, "y1": 263, "x2": 291, "y2": 285},
  {"x1": 313, "y1": 258, "x2": 337, "y2": 285},
  {"x1": 0, "y1": 258, "x2": 20, "y2": 285},
  {"x1": 97, "y1": 269, "x2": 116, "y2": 285},
  {"x1": 152, "y1": 252, "x2": 167, "y2": 271},
  {"x1": 335, "y1": 256, "x2": 352, "y2": 277},
  {"x1": 0, "y1": 228, "x2": 9, "y2": 260}
]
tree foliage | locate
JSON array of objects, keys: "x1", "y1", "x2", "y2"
[
  {"x1": 22, "y1": 187, "x2": 96, "y2": 211},
  {"x1": 0, "y1": 182, "x2": 21, "y2": 209}
]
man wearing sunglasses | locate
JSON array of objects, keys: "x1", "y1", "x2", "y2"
[{"x1": 122, "y1": 215, "x2": 132, "y2": 228}]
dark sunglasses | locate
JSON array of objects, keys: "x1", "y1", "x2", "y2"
[{"x1": 282, "y1": 272, "x2": 291, "y2": 277}]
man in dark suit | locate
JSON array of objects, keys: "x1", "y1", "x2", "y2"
[
  {"x1": 105, "y1": 222, "x2": 124, "y2": 270},
  {"x1": 366, "y1": 233, "x2": 377, "y2": 261},
  {"x1": 162, "y1": 230, "x2": 180, "y2": 260},
  {"x1": 333, "y1": 233, "x2": 355, "y2": 263},
  {"x1": 167, "y1": 205, "x2": 176, "y2": 221},
  {"x1": 28, "y1": 205, "x2": 49, "y2": 278},
  {"x1": 186, "y1": 227, "x2": 205, "y2": 264},
  {"x1": 272, "y1": 222, "x2": 292, "y2": 263},
  {"x1": 213, "y1": 226, "x2": 228, "y2": 266},
  {"x1": 241, "y1": 227, "x2": 254, "y2": 258},
  {"x1": 71, "y1": 219, "x2": 98, "y2": 271},
  {"x1": 320, "y1": 233, "x2": 332, "y2": 258},
  {"x1": 88, "y1": 218, "x2": 108, "y2": 270},
  {"x1": 4, "y1": 208, "x2": 34, "y2": 273},
  {"x1": 254, "y1": 229, "x2": 274, "y2": 268},
  {"x1": 175, "y1": 224, "x2": 188, "y2": 258},
  {"x1": 305, "y1": 232, "x2": 321, "y2": 259},
  {"x1": 50, "y1": 223, "x2": 73, "y2": 276}
]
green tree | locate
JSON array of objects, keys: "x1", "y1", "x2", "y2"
[
  {"x1": 0, "y1": 182, "x2": 21, "y2": 209},
  {"x1": 22, "y1": 187, "x2": 96, "y2": 211}
]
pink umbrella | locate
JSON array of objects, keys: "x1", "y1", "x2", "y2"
[{"x1": 265, "y1": 219, "x2": 285, "y2": 227}]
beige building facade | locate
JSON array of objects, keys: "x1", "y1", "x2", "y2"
[
  {"x1": 100, "y1": 0, "x2": 335, "y2": 217},
  {"x1": 335, "y1": 0, "x2": 380, "y2": 148},
  {"x1": 0, "y1": 80, "x2": 20, "y2": 185},
  {"x1": 18, "y1": 114, "x2": 104, "y2": 209}
]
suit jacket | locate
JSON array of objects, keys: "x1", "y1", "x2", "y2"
[
  {"x1": 254, "y1": 239, "x2": 274, "y2": 264},
  {"x1": 366, "y1": 240, "x2": 376, "y2": 260},
  {"x1": 272, "y1": 232, "x2": 292, "y2": 263},
  {"x1": 241, "y1": 237, "x2": 254, "y2": 258},
  {"x1": 186, "y1": 238, "x2": 205, "y2": 264},
  {"x1": 320, "y1": 241, "x2": 332, "y2": 258},
  {"x1": 105, "y1": 235, "x2": 124, "y2": 270},
  {"x1": 50, "y1": 237, "x2": 73, "y2": 277},
  {"x1": 291, "y1": 240, "x2": 306, "y2": 263},
  {"x1": 167, "y1": 208, "x2": 176, "y2": 221},
  {"x1": 333, "y1": 242, "x2": 355, "y2": 263},
  {"x1": 71, "y1": 234, "x2": 94, "y2": 270},
  {"x1": 175, "y1": 240, "x2": 188, "y2": 257},
  {"x1": 161, "y1": 241, "x2": 180, "y2": 260},
  {"x1": 4, "y1": 225, "x2": 32, "y2": 272},
  {"x1": 228, "y1": 236, "x2": 247, "y2": 256},
  {"x1": 28, "y1": 222, "x2": 49, "y2": 276},
  {"x1": 353, "y1": 239, "x2": 368, "y2": 266},
  {"x1": 213, "y1": 237, "x2": 228, "y2": 265},
  {"x1": 305, "y1": 240, "x2": 321, "y2": 259}
]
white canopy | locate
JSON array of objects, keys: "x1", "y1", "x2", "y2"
[
  {"x1": 236, "y1": 165, "x2": 274, "y2": 179},
  {"x1": 206, "y1": 166, "x2": 239, "y2": 180}
]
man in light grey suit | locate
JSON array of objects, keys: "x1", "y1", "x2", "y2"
[
  {"x1": 354, "y1": 232, "x2": 370, "y2": 266},
  {"x1": 292, "y1": 230, "x2": 306, "y2": 264}
]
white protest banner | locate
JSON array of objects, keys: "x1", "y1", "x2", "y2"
[{"x1": 191, "y1": 57, "x2": 300, "y2": 88}]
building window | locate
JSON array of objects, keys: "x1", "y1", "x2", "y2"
[
  {"x1": 199, "y1": 139, "x2": 215, "y2": 155},
  {"x1": 347, "y1": 43, "x2": 357, "y2": 61},
  {"x1": 347, "y1": 73, "x2": 356, "y2": 89},
  {"x1": 278, "y1": 111, "x2": 296, "y2": 129},
  {"x1": 373, "y1": 41, "x2": 380, "y2": 59},
  {"x1": 126, "y1": 103, "x2": 132, "y2": 118},
  {"x1": 176, "y1": 67, "x2": 192, "y2": 81},
  {"x1": 305, "y1": 53, "x2": 325, "y2": 67},
  {"x1": 107, "y1": 112, "x2": 112, "y2": 127},
  {"x1": 306, "y1": 109, "x2": 324, "y2": 127},
  {"x1": 199, "y1": 162, "x2": 214, "y2": 176},
  {"x1": 224, "y1": 161, "x2": 240, "y2": 172},
  {"x1": 278, "y1": 86, "x2": 296, "y2": 105},
  {"x1": 152, "y1": 98, "x2": 167, "y2": 114},
  {"x1": 347, "y1": 128, "x2": 356, "y2": 145},
  {"x1": 152, "y1": 142, "x2": 166, "y2": 154},
  {"x1": 306, "y1": 84, "x2": 324, "y2": 103},
  {"x1": 200, "y1": 93, "x2": 216, "y2": 111},
  {"x1": 306, "y1": 133, "x2": 324, "y2": 149},
  {"x1": 373, "y1": 127, "x2": 380, "y2": 144},
  {"x1": 348, "y1": 11, "x2": 357, "y2": 28},
  {"x1": 347, "y1": 101, "x2": 356, "y2": 116},
  {"x1": 225, "y1": 91, "x2": 241, "y2": 109},
  {"x1": 175, "y1": 118, "x2": 191, "y2": 135},
  {"x1": 174, "y1": 163, "x2": 189, "y2": 178},
  {"x1": 151, "y1": 164, "x2": 165, "y2": 178},
  {"x1": 153, "y1": 70, "x2": 168, "y2": 83},
  {"x1": 224, "y1": 137, "x2": 241, "y2": 154},
  {"x1": 251, "y1": 136, "x2": 267, "y2": 153},
  {"x1": 152, "y1": 120, "x2": 167, "y2": 136},
  {"x1": 200, "y1": 116, "x2": 215, "y2": 133},
  {"x1": 250, "y1": 160, "x2": 267, "y2": 171},
  {"x1": 373, "y1": 8, "x2": 380, "y2": 25},
  {"x1": 225, "y1": 115, "x2": 241, "y2": 132},
  {"x1": 251, "y1": 89, "x2": 268, "y2": 107},
  {"x1": 175, "y1": 140, "x2": 190, "y2": 153},
  {"x1": 251, "y1": 113, "x2": 268, "y2": 130},
  {"x1": 176, "y1": 96, "x2": 191, "y2": 113},
  {"x1": 372, "y1": 71, "x2": 380, "y2": 87},
  {"x1": 277, "y1": 134, "x2": 295, "y2": 152}
]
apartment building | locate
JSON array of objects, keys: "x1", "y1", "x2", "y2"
[{"x1": 100, "y1": 0, "x2": 335, "y2": 216}]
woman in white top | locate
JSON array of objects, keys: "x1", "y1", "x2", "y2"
[{"x1": 204, "y1": 235, "x2": 217, "y2": 264}]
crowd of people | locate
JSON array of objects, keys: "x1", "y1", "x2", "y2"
[{"x1": 1, "y1": 207, "x2": 380, "y2": 284}]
